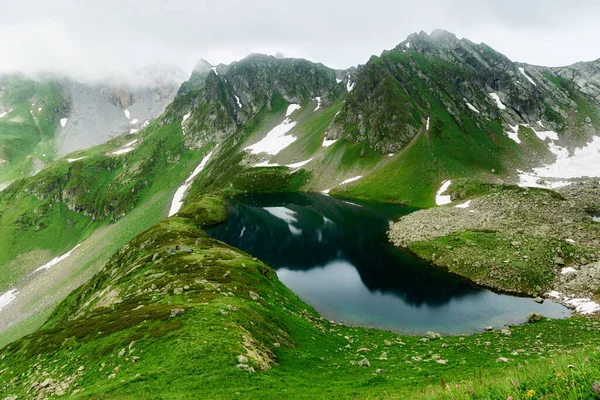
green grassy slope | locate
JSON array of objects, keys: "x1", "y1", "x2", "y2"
[
  {"x1": 1, "y1": 195, "x2": 600, "y2": 399},
  {"x1": 0, "y1": 121, "x2": 208, "y2": 289},
  {"x1": 0, "y1": 76, "x2": 66, "y2": 183}
]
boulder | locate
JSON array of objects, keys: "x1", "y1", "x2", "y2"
[
  {"x1": 237, "y1": 364, "x2": 255, "y2": 373},
  {"x1": 425, "y1": 331, "x2": 441, "y2": 339},
  {"x1": 526, "y1": 312, "x2": 544, "y2": 323},
  {"x1": 357, "y1": 358, "x2": 370, "y2": 367},
  {"x1": 170, "y1": 308, "x2": 185, "y2": 317}
]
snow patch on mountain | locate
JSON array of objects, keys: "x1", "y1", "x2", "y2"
[
  {"x1": 286, "y1": 158, "x2": 313, "y2": 169},
  {"x1": 254, "y1": 160, "x2": 280, "y2": 167},
  {"x1": 245, "y1": 106, "x2": 300, "y2": 156},
  {"x1": 112, "y1": 147, "x2": 135, "y2": 155},
  {"x1": 464, "y1": 99, "x2": 480, "y2": 113},
  {"x1": 506, "y1": 124, "x2": 521, "y2": 144},
  {"x1": 112, "y1": 140, "x2": 138, "y2": 156},
  {"x1": 339, "y1": 176, "x2": 363, "y2": 186},
  {"x1": 518, "y1": 67, "x2": 537, "y2": 86},
  {"x1": 314, "y1": 97, "x2": 322, "y2": 111},
  {"x1": 531, "y1": 136, "x2": 600, "y2": 179},
  {"x1": 286, "y1": 104, "x2": 301, "y2": 117},
  {"x1": 455, "y1": 200, "x2": 471, "y2": 209},
  {"x1": 322, "y1": 135, "x2": 338, "y2": 147},
  {"x1": 548, "y1": 291, "x2": 600, "y2": 315},
  {"x1": 435, "y1": 180, "x2": 452, "y2": 206},
  {"x1": 489, "y1": 93, "x2": 506, "y2": 110},
  {"x1": 346, "y1": 75, "x2": 355, "y2": 92},
  {"x1": 33, "y1": 244, "x2": 81, "y2": 274},
  {"x1": 60, "y1": 118, "x2": 68, "y2": 127},
  {"x1": 168, "y1": 148, "x2": 216, "y2": 217},
  {"x1": 534, "y1": 130, "x2": 559, "y2": 141},
  {"x1": 0, "y1": 289, "x2": 18, "y2": 312}
]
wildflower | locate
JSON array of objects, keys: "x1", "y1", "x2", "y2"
[
  {"x1": 526, "y1": 389, "x2": 536, "y2": 398},
  {"x1": 508, "y1": 397, "x2": 513, "y2": 400},
  {"x1": 585, "y1": 357, "x2": 590, "y2": 362},
  {"x1": 593, "y1": 381, "x2": 600, "y2": 395},
  {"x1": 455, "y1": 384, "x2": 459, "y2": 388}
]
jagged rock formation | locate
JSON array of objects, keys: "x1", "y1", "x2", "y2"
[
  {"x1": 168, "y1": 54, "x2": 345, "y2": 149},
  {"x1": 326, "y1": 29, "x2": 599, "y2": 153},
  {"x1": 168, "y1": 30, "x2": 599, "y2": 161}
]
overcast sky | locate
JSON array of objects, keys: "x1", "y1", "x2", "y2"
[{"x1": 0, "y1": 0, "x2": 599, "y2": 83}]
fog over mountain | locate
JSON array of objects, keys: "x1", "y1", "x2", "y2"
[{"x1": 0, "y1": 0, "x2": 599, "y2": 83}]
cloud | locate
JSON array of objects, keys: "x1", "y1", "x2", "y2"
[{"x1": 0, "y1": 0, "x2": 598, "y2": 82}]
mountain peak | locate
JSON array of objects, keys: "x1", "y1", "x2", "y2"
[
  {"x1": 429, "y1": 29, "x2": 458, "y2": 41},
  {"x1": 192, "y1": 59, "x2": 213, "y2": 74},
  {"x1": 400, "y1": 29, "x2": 461, "y2": 51}
]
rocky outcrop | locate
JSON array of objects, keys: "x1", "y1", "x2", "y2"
[
  {"x1": 328, "y1": 30, "x2": 599, "y2": 154},
  {"x1": 388, "y1": 182, "x2": 600, "y2": 300},
  {"x1": 167, "y1": 54, "x2": 344, "y2": 150}
]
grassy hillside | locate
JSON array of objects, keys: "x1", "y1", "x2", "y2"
[
  {"x1": 1, "y1": 195, "x2": 600, "y2": 399},
  {"x1": 0, "y1": 76, "x2": 67, "y2": 184}
]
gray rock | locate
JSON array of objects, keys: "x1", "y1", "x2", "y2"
[
  {"x1": 501, "y1": 329, "x2": 512, "y2": 337},
  {"x1": 357, "y1": 358, "x2": 371, "y2": 367},
  {"x1": 484, "y1": 326, "x2": 493, "y2": 332},
  {"x1": 526, "y1": 312, "x2": 544, "y2": 323},
  {"x1": 376, "y1": 369, "x2": 387, "y2": 374},
  {"x1": 533, "y1": 296, "x2": 544, "y2": 304},
  {"x1": 554, "y1": 256, "x2": 565, "y2": 266},
  {"x1": 237, "y1": 355, "x2": 249, "y2": 364},
  {"x1": 425, "y1": 331, "x2": 441, "y2": 339},
  {"x1": 249, "y1": 291, "x2": 260, "y2": 301},
  {"x1": 170, "y1": 308, "x2": 185, "y2": 317},
  {"x1": 237, "y1": 364, "x2": 255, "y2": 373},
  {"x1": 496, "y1": 357, "x2": 510, "y2": 363}
]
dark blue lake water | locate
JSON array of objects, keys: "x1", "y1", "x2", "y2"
[{"x1": 208, "y1": 193, "x2": 570, "y2": 334}]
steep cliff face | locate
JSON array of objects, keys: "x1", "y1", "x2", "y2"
[
  {"x1": 328, "y1": 30, "x2": 599, "y2": 154},
  {"x1": 166, "y1": 54, "x2": 345, "y2": 149}
]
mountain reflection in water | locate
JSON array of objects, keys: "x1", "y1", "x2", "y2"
[{"x1": 208, "y1": 193, "x2": 570, "y2": 334}]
